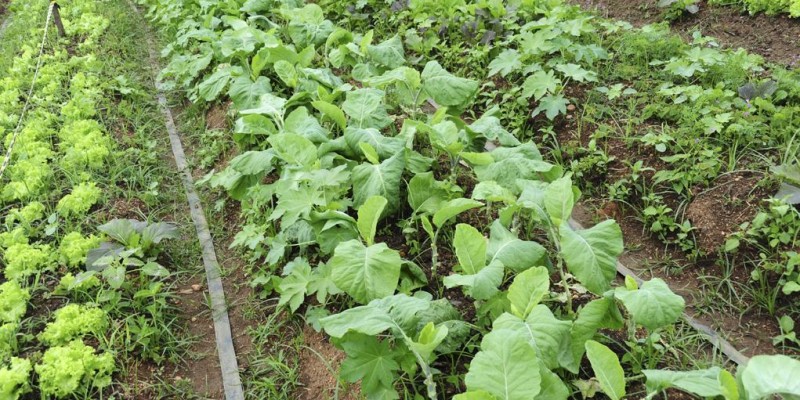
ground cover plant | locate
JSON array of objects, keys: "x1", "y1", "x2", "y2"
[{"x1": 0, "y1": 0, "x2": 798, "y2": 398}]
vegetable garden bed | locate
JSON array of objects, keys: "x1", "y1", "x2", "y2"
[{"x1": 1, "y1": 0, "x2": 799, "y2": 398}]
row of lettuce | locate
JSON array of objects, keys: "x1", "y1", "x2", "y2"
[
  {"x1": 138, "y1": 0, "x2": 799, "y2": 399},
  {"x1": 1, "y1": 0, "x2": 179, "y2": 398}
]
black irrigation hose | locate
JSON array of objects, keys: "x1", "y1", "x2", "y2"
[
  {"x1": 127, "y1": 2, "x2": 245, "y2": 398},
  {"x1": 567, "y1": 218, "x2": 751, "y2": 366}
]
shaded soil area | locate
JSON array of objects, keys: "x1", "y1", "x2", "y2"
[{"x1": 570, "y1": 0, "x2": 800, "y2": 66}]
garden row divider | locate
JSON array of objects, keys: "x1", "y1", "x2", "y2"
[
  {"x1": 567, "y1": 217, "x2": 751, "y2": 365},
  {"x1": 128, "y1": 2, "x2": 245, "y2": 398}
]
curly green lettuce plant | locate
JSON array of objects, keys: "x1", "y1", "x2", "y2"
[
  {"x1": 0, "y1": 323, "x2": 19, "y2": 359},
  {"x1": 35, "y1": 340, "x2": 114, "y2": 399},
  {"x1": 0, "y1": 228, "x2": 27, "y2": 249},
  {"x1": 0, "y1": 357, "x2": 32, "y2": 400},
  {"x1": 58, "y1": 232, "x2": 102, "y2": 268},
  {"x1": 58, "y1": 119, "x2": 112, "y2": 173},
  {"x1": 2, "y1": 242, "x2": 54, "y2": 280},
  {"x1": 56, "y1": 182, "x2": 102, "y2": 218},
  {"x1": 4, "y1": 201, "x2": 46, "y2": 227},
  {"x1": 38, "y1": 304, "x2": 108, "y2": 346},
  {"x1": 0, "y1": 281, "x2": 29, "y2": 324}
]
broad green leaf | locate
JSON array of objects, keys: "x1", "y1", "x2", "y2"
[
  {"x1": 643, "y1": 368, "x2": 726, "y2": 398},
  {"x1": 719, "y1": 369, "x2": 739, "y2": 400},
  {"x1": 363, "y1": 67, "x2": 422, "y2": 104},
  {"x1": 521, "y1": 70, "x2": 559, "y2": 101},
  {"x1": 270, "y1": 184, "x2": 324, "y2": 228},
  {"x1": 357, "y1": 196, "x2": 388, "y2": 246},
  {"x1": 228, "y1": 76, "x2": 271, "y2": 110},
  {"x1": 615, "y1": 278, "x2": 685, "y2": 331},
  {"x1": 493, "y1": 306, "x2": 571, "y2": 370},
  {"x1": 407, "y1": 172, "x2": 448, "y2": 214},
  {"x1": 460, "y1": 152, "x2": 494, "y2": 166},
  {"x1": 464, "y1": 329, "x2": 542, "y2": 400},
  {"x1": 427, "y1": 120, "x2": 464, "y2": 156},
  {"x1": 344, "y1": 127, "x2": 405, "y2": 160},
  {"x1": 533, "y1": 94, "x2": 569, "y2": 120},
  {"x1": 507, "y1": 267, "x2": 549, "y2": 319},
  {"x1": 198, "y1": 67, "x2": 232, "y2": 101},
  {"x1": 278, "y1": 257, "x2": 312, "y2": 312},
  {"x1": 544, "y1": 176, "x2": 574, "y2": 226},
  {"x1": 285, "y1": 4, "x2": 334, "y2": 47},
  {"x1": 414, "y1": 299, "x2": 470, "y2": 355},
  {"x1": 453, "y1": 391, "x2": 497, "y2": 400},
  {"x1": 329, "y1": 240, "x2": 402, "y2": 304},
  {"x1": 308, "y1": 261, "x2": 341, "y2": 304},
  {"x1": 469, "y1": 114, "x2": 521, "y2": 146},
  {"x1": 409, "y1": 322, "x2": 448, "y2": 363},
  {"x1": 472, "y1": 181, "x2": 516, "y2": 204},
  {"x1": 267, "y1": 132, "x2": 317, "y2": 167},
  {"x1": 274, "y1": 59, "x2": 298, "y2": 88},
  {"x1": 311, "y1": 100, "x2": 346, "y2": 130},
  {"x1": 283, "y1": 107, "x2": 329, "y2": 143},
  {"x1": 320, "y1": 293, "x2": 431, "y2": 338},
  {"x1": 454, "y1": 224, "x2": 486, "y2": 275},
  {"x1": 340, "y1": 334, "x2": 401, "y2": 397},
  {"x1": 538, "y1": 363, "x2": 570, "y2": 400},
  {"x1": 555, "y1": 63, "x2": 597, "y2": 82},
  {"x1": 443, "y1": 260, "x2": 504, "y2": 300},
  {"x1": 360, "y1": 142, "x2": 380, "y2": 164},
  {"x1": 488, "y1": 49, "x2": 522, "y2": 77},
  {"x1": 563, "y1": 297, "x2": 623, "y2": 373},
  {"x1": 367, "y1": 35, "x2": 406, "y2": 69},
  {"x1": 310, "y1": 211, "x2": 358, "y2": 255},
  {"x1": 474, "y1": 143, "x2": 558, "y2": 189},
  {"x1": 421, "y1": 61, "x2": 479, "y2": 108},
  {"x1": 342, "y1": 88, "x2": 392, "y2": 129},
  {"x1": 559, "y1": 220, "x2": 623, "y2": 295},
  {"x1": 432, "y1": 198, "x2": 483, "y2": 228},
  {"x1": 240, "y1": 93, "x2": 287, "y2": 120},
  {"x1": 141, "y1": 262, "x2": 170, "y2": 278},
  {"x1": 739, "y1": 355, "x2": 800, "y2": 399},
  {"x1": 487, "y1": 220, "x2": 546, "y2": 273},
  {"x1": 352, "y1": 152, "x2": 405, "y2": 212},
  {"x1": 585, "y1": 340, "x2": 626, "y2": 400}
]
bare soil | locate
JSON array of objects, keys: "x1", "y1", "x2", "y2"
[
  {"x1": 685, "y1": 172, "x2": 771, "y2": 254},
  {"x1": 570, "y1": 0, "x2": 800, "y2": 67},
  {"x1": 297, "y1": 326, "x2": 362, "y2": 400}
]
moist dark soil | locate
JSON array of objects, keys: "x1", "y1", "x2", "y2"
[
  {"x1": 570, "y1": 0, "x2": 800, "y2": 67},
  {"x1": 685, "y1": 172, "x2": 772, "y2": 254}
]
